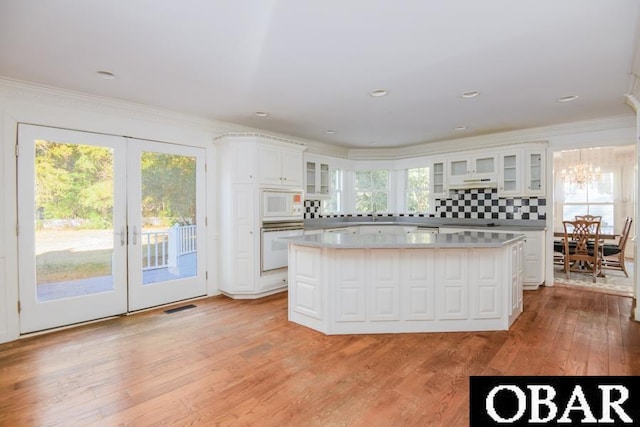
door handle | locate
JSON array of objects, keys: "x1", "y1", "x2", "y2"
[
  {"x1": 132, "y1": 225, "x2": 138, "y2": 245},
  {"x1": 120, "y1": 227, "x2": 126, "y2": 246}
]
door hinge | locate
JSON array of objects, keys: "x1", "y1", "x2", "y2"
[
  {"x1": 16, "y1": 223, "x2": 19, "y2": 236},
  {"x1": 15, "y1": 144, "x2": 19, "y2": 157},
  {"x1": 205, "y1": 217, "x2": 208, "y2": 227},
  {"x1": 204, "y1": 163, "x2": 207, "y2": 173},
  {"x1": 17, "y1": 301, "x2": 21, "y2": 313},
  {"x1": 205, "y1": 271, "x2": 208, "y2": 280}
]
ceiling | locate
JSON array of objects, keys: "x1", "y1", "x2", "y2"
[{"x1": 1, "y1": 1, "x2": 639, "y2": 149}]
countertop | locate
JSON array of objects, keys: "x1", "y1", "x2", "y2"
[
  {"x1": 285, "y1": 230, "x2": 526, "y2": 249},
  {"x1": 304, "y1": 217, "x2": 546, "y2": 232}
]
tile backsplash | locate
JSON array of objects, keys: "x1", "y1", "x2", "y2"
[{"x1": 304, "y1": 188, "x2": 546, "y2": 220}]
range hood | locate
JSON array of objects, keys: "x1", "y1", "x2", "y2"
[{"x1": 448, "y1": 177, "x2": 498, "y2": 190}]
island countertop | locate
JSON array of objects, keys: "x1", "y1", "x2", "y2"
[{"x1": 285, "y1": 230, "x2": 525, "y2": 249}]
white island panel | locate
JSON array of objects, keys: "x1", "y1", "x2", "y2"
[
  {"x1": 370, "y1": 250, "x2": 401, "y2": 321},
  {"x1": 403, "y1": 249, "x2": 435, "y2": 320},
  {"x1": 287, "y1": 231, "x2": 524, "y2": 335},
  {"x1": 437, "y1": 251, "x2": 468, "y2": 320}
]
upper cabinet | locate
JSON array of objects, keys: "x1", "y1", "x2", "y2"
[
  {"x1": 305, "y1": 155, "x2": 331, "y2": 198},
  {"x1": 257, "y1": 144, "x2": 304, "y2": 188},
  {"x1": 215, "y1": 134, "x2": 306, "y2": 189},
  {"x1": 497, "y1": 147, "x2": 546, "y2": 197},
  {"x1": 447, "y1": 154, "x2": 497, "y2": 187},
  {"x1": 524, "y1": 150, "x2": 545, "y2": 196},
  {"x1": 498, "y1": 151, "x2": 522, "y2": 196},
  {"x1": 431, "y1": 160, "x2": 446, "y2": 197}
]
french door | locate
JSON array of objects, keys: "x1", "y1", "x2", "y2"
[{"x1": 17, "y1": 124, "x2": 206, "y2": 333}]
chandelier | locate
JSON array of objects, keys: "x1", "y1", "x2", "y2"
[{"x1": 560, "y1": 150, "x2": 601, "y2": 188}]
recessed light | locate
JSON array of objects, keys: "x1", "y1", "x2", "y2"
[
  {"x1": 325, "y1": 130, "x2": 336, "y2": 134},
  {"x1": 557, "y1": 95, "x2": 579, "y2": 103},
  {"x1": 460, "y1": 90, "x2": 480, "y2": 98},
  {"x1": 254, "y1": 111, "x2": 269, "y2": 117},
  {"x1": 96, "y1": 70, "x2": 117, "y2": 80},
  {"x1": 369, "y1": 141, "x2": 377, "y2": 145},
  {"x1": 454, "y1": 126, "x2": 468, "y2": 131},
  {"x1": 370, "y1": 89, "x2": 388, "y2": 97}
]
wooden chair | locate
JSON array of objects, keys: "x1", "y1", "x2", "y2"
[
  {"x1": 575, "y1": 214, "x2": 602, "y2": 223},
  {"x1": 601, "y1": 217, "x2": 633, "y2": 277},
  {"x1": 562, "y1": 219, "x2": 603, "y2": 283}
]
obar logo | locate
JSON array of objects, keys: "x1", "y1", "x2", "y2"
[{"x1": 470, "y1": 376, "x2": 639, "y2": 426}]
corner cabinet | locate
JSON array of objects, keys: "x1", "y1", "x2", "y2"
[{"x1": 215, "y1": 134, "x2": 306, "y2": 299}]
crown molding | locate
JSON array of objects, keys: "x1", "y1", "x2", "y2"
[
  {"x1": 0, "y1": 77, "x2": 239, "y2": 133},
  {"x1": 347, "y1": 114, "x2": 636, "y2": 160}
]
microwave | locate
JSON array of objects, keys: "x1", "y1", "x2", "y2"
[{"x1": 261, "y1": 189, "x2": 304, "y2": 222}]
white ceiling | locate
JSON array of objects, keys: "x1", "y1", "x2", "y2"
[{"x1": 1, "y1": 1, "x2": 639, "y2": 148}]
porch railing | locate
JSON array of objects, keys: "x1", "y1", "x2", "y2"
[{"x1": 142, "y1": 225, "x2": 196, "y2": 271}]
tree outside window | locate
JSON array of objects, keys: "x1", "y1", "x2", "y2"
[
  {"x1": 321, "y1": 169, "x2": 343, "y2": 214},
  {"x1": 406, "y1": 167, "x2": 430, "y2": 212},
  {"x1": 355, "y1": 170, "x2": 388, "y2": 212}
]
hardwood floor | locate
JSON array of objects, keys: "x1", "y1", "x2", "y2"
[{"x1": 1, "y1": 286, "x2": 639, "y2": 426}]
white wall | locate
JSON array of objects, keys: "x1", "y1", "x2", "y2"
[{"x1": 0, "y1": 80, "x2": 240, "y2": 343}]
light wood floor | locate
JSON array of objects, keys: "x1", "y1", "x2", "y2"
[{"x1": 1, "y1": 286, "x2": 639, "y2": 427}]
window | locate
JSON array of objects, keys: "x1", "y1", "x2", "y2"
[
  {"x1": 321, "y1": 169, "x2": 343, "y2": 214},
  {"x1": 354, "y1": 170, "x2": 388, "y2": 212},
  {"x1": 406, "y1": 167, "x2": 430, "y2": 212},
  {"x1": 562, "y1": 172, "x2": 614, "y2": 234}
]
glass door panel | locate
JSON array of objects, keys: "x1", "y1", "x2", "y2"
[
  {"x1": 127, "y1": 139, "x2": 206, "y2": 311},
  {"x1": 18, "y1": 125, "x2": 127, "y2": 333}
]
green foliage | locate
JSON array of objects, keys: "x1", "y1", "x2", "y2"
[
  {"x1": 35, "y1": 140, "x2": 197, "y2": 229},
  {"x1": 406, "y1": 167, "x2": 430, "y2": 212},
  {"x1": 355, "y1": 170, "x2": 388, "y2": 212}
]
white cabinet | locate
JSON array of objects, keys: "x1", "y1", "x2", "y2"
[
  {"x1": 437, "y1": 227, "x2": 544, "y2": 289},
  {"x1": 257, "y1": 144, "x2": 304, "y2": 188},
  {"x1": 431, "y1": 161, "x2": 446, "y2": 197},
  {"x1": 521, "y1": 230, "x2": 545, "y2": 289},
  {"x1": 305, "y1": 156, "x2": 330, "y2": 198},
  {"x1": 497, "y1": 148, "x2": 546, "y2": 197},
  {"x1": 524, "y1": 150, "x2": 545, "y2": 196},
  {"x1": 447, "y1": 153, "x2": 497, "y2": 187},
  {"x1": 216, "y1": 134, "x2": 306, "y2": 299},
  {"x1": 498, "y1": 151, "x2": 522, "y2": 196}
]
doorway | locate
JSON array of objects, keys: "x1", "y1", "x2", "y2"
[{"x1": 17, "y1": 124, "x2": 206, "y2": 333}]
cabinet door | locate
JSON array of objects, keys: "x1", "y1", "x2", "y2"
[
  {"x1": 522, "y1": 231, "x2": 544, "y2": 286},
  {"x1": 281, "y1": 149, "x2": 303, "y2": 188},
  {"x1": 305, "y1": 161, "x2": 316, "y2": 194},
  {"x1": 431, "y1": 161, "x2": 446, "y2": 196},
  {"x1": 230, "y1": 142, "x2": 256, "y2": 183},
  {"x1": 257, "y1": 145, "x2": 283, "y2": 186},
  {"x1": 473, "y1": 155, "x2": 496, "y2": 175},
  {"x1": 525, "y1": 150, "x2": 545, "y2": 196},
  {"x1": 498, "y1": 152, "x2": 521, "y2": 196},
  {"x1": 449, "y1": 158, "x2": 469, "y2": 177}
]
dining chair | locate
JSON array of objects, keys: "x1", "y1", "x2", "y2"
[
  {"x1": 575, "y1": 214, "x2": 602, "y2": 222},
  {"x1": 562, "y1": 219, "x2": 603, "y2": 283},
  {"x1": 601, "y1": 216, "x2": 633, "y2": 277}
]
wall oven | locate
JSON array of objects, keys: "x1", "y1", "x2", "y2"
[
  {"x1": 261, "y1": 221, "x2": 304, "y2": 273},
  {"x1": 260, "y1": 189, "x2": 304, "y2": 273}
]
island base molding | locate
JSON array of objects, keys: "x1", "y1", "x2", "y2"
[{"x1": 288, "y1": 243, "x2": 524, "y2": 335}]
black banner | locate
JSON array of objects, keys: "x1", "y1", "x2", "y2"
[{"x1": 470, "y1": 376, "x2": 639, "y2": 426}]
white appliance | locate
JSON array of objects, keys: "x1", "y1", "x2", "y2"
[
  {"x1": 261, "y1": 222, "x2": 304, "y2": 273},
  {"x1": 260, "y1": 189, "x2": 304, "y2": 273},
  {"x1": 261, "y1": 189, "x2": 304, "y2": 222}
]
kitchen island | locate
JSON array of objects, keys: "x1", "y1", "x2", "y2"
[{"x1": 286, "y1": 231, "x2": 525, "y2": 335}]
